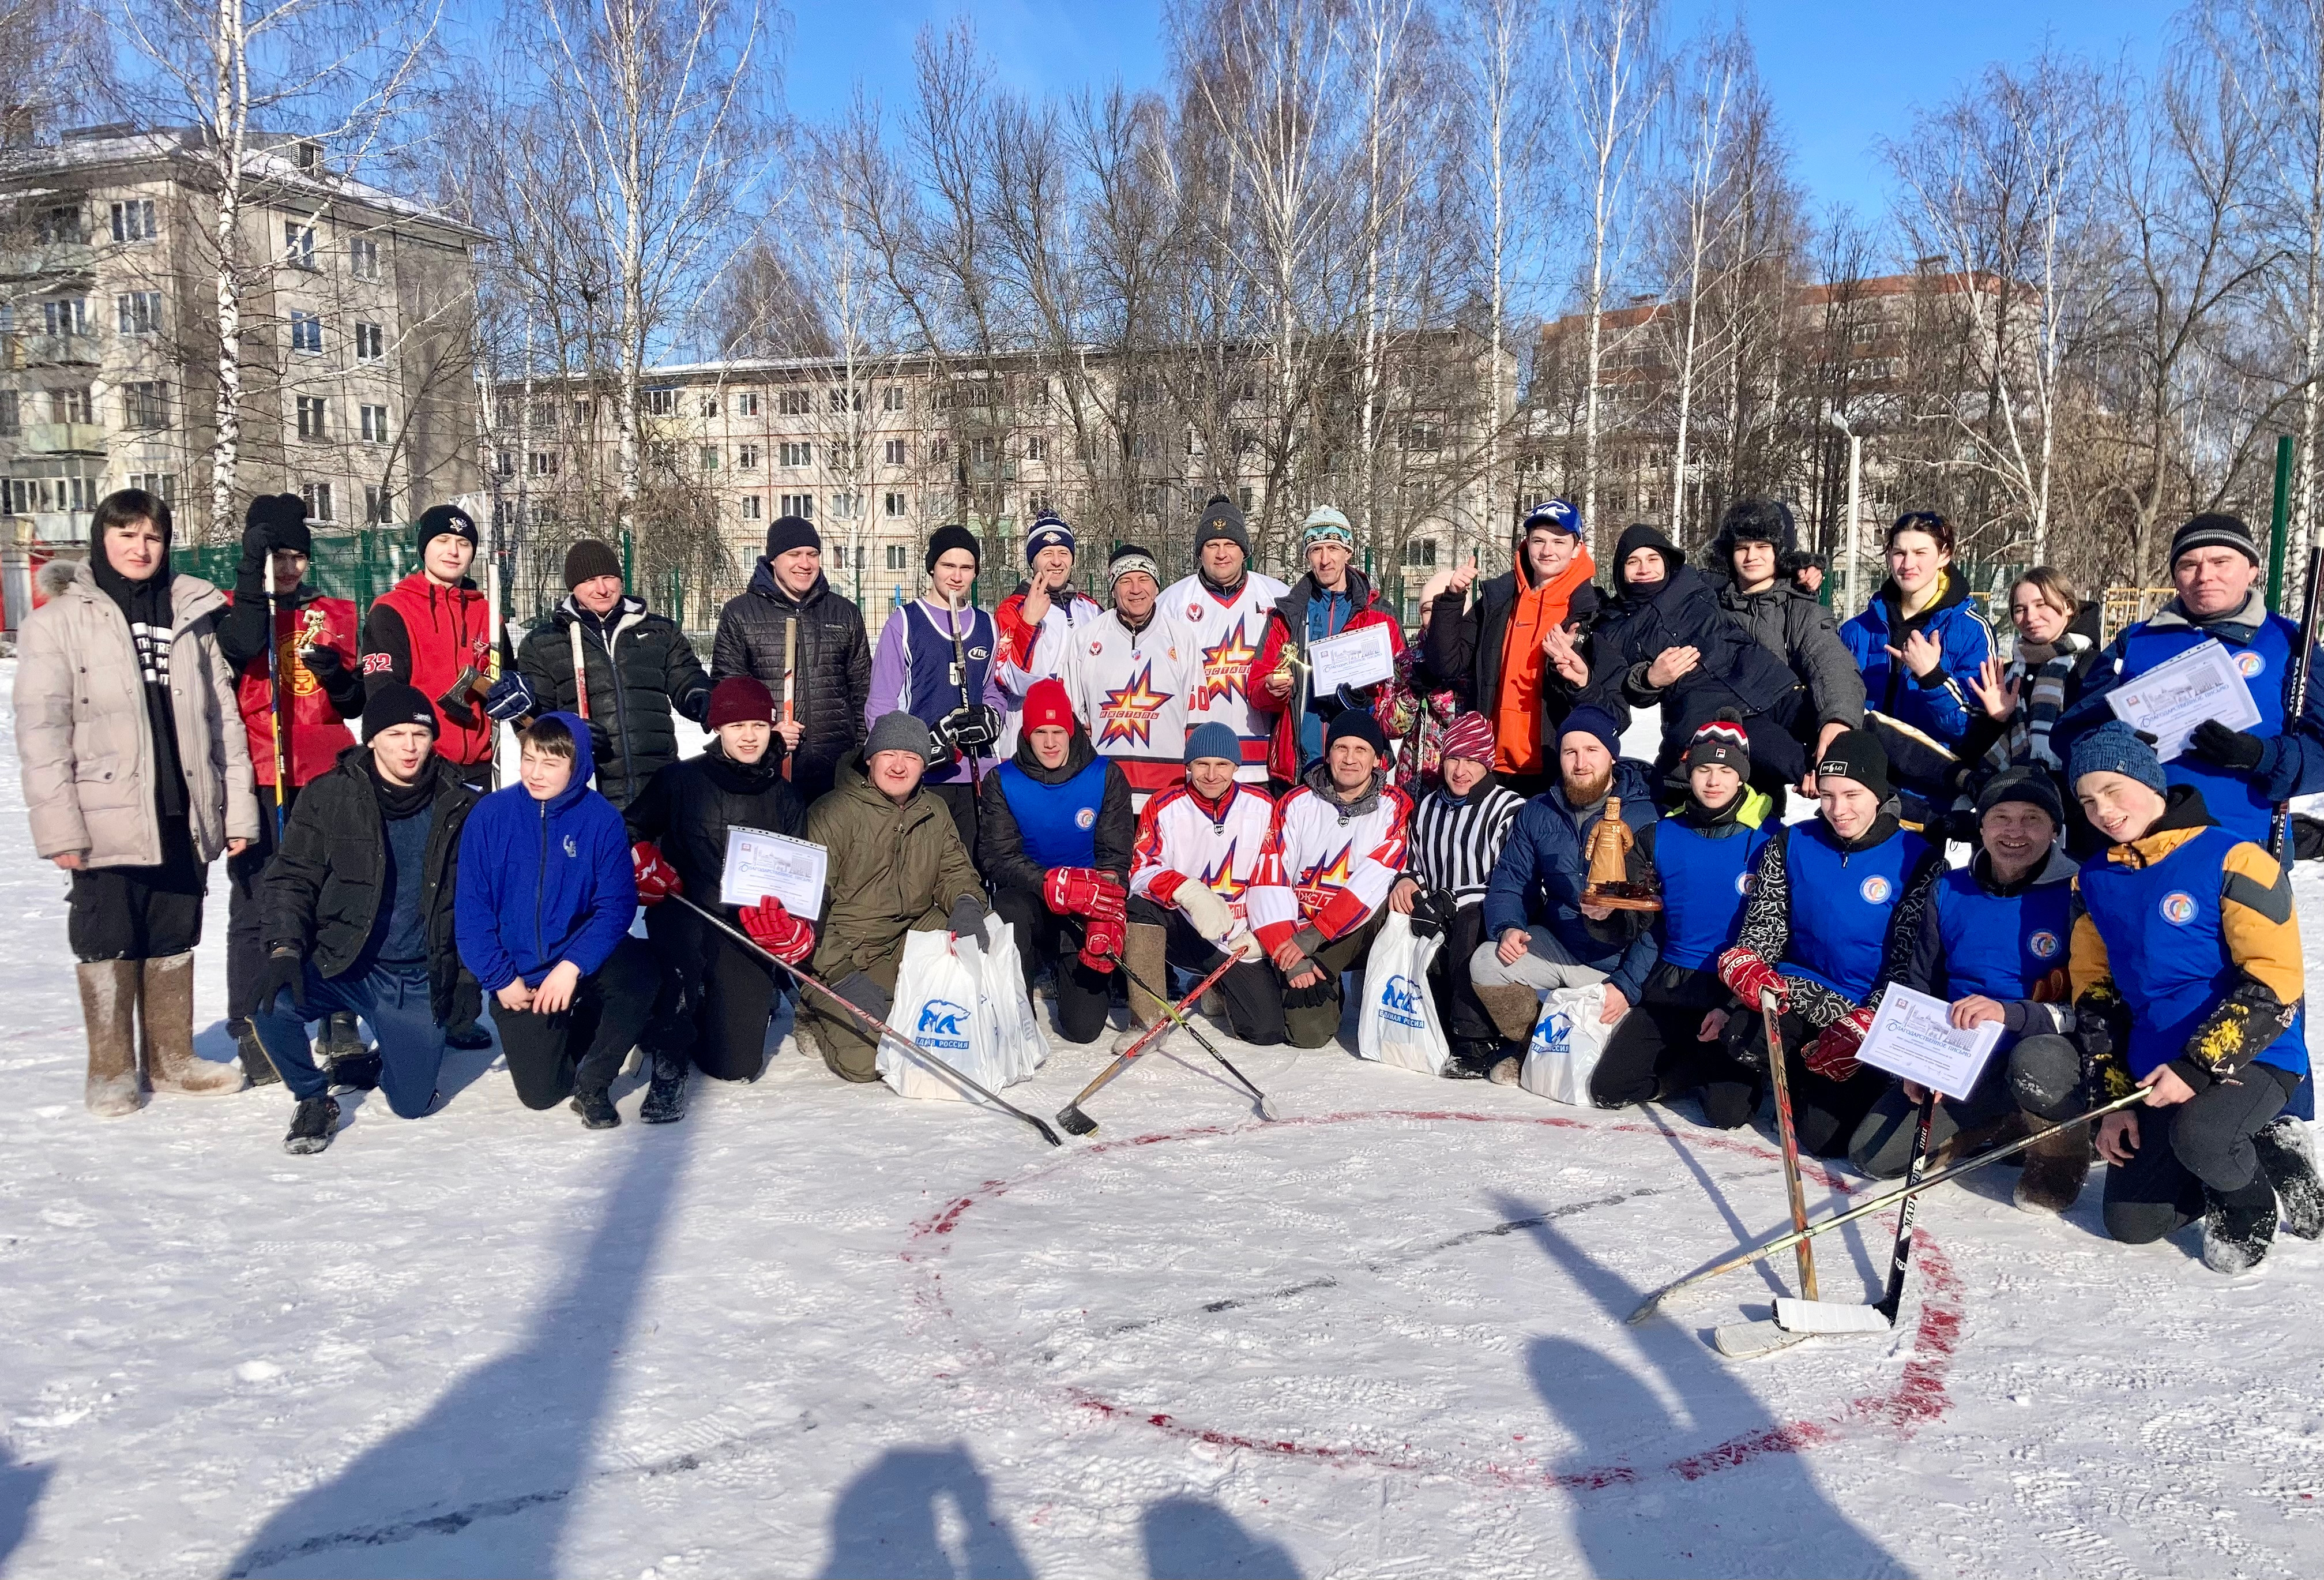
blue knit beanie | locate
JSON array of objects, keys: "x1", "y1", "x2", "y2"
[
  {"x1": 1026, "y1": 510, "x2": 1075, "y2": 563},
  {"x1": 1558, "y1": 704, "x2": 1623, "y2": 760},
  {"x1": 2067, "y1": 720, "x2": 2167, "y2": 799},
  {"x1": 1185, "y1": 721, "x2": 1242, "y2": 767}
]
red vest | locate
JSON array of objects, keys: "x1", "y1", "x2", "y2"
[
  {"x1": 227, "y1": 591, "x2": 358, "y2": 789},
  {"x1": 367, "y1": 573, "x2": 494, "y2": 765}
]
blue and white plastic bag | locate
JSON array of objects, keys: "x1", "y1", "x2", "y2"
[
  {"x1": 1520, "y1": 985, "x2": 1620, "y2": 1105},
  {"x1": 882, "y1": 922, "x2": 1046, "y2": 1101},
  {"x1": 1356, "y1": 910, "x2": 1450, "y2": 1075}
]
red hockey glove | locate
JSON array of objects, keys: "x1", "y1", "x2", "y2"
[
  {"x1": 1806, "y1": 1005, "x2": 1875, "y2": 1082},
  {"x1": 738, "y1": 896, "x2": 815, "y2": 966},
  {"x1": 631, "y1": 841, "x2": 682, "y2": 906},
  {"x1": 1044, "y1": 866, "x2": 1118, "y2": 918},
  {"x1": 1079, "y1": 913, "x2": 1125, "y2": 973},
  {"x1": 1716, "y1": 947, "x2": 1786, "y2": 1012}
]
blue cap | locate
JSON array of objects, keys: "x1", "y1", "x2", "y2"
[
  {"x1": 1558, "y1": 704, "x2": 1623, "y2": 760},
  {"x1": 1523, "y1": 498, "x2": 1583, "y2": 537},
  {"x1": 1026, "y1": 511, "x2": 1075, "y2": 563},
  {"x1": 2067, "y1": 720, "x2": 2167, "y2": 799},
  {"x1": 1185, "y1": 721, "x2": 1242, "y2": 767}
]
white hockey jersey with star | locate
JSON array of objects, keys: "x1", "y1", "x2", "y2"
[
  {"x1": 1247, "y1": 778, "x2": 1412, "y2": 949},
  {"x1": 994, "y1": 585, "x2": 1105, "y2": 756},
  {"x1": 1129, "y1": 782, "x2": 1277, "y2": 922},
  {"x1": 1163, "y1": 570, "x2": 1289, "y2": 785},
  {"x1": 1060, "y1": 607, "x2": 1199, "y2": 808}
]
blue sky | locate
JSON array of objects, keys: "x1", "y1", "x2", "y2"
[{"x1": 783, "y1": 0, "x2": 2183, "y2": 224}]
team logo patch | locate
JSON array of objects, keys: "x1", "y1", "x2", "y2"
[
  {"x1": 1859, "y1": 875, "x2": 1892, "y2": 905},
  {"x1": 562, "y1": 835, "x2": 578, "y2": 858},
  {"x1": 1097, "y1": 662, "x2": 1174, "y2": 748},
  {"x1": 1187, "y1": 604, "x2": 1204, "y2": 621},
  {"x1": 2237, "y1": 650, "x2": 2266, "y2": 678},
  {"x1": 968, "y1": 645, "x2": 990, "y2": 660},
  {"x1": 2029, "y1": 930, "x2": 2060, "y2": 959},
  {"x1": 915, "y1": 999, "x2": 972, "y2": 1052},
  {"x1": 1075, "y1": 806, "x2": 1096, "y2": 830},
  {"x1": 1089, "y1": 641, "x2": 1104, "y2": 655},
  {"x1": 2160, "y1": 891, "x2": 2198, "y2": 926},
  {"x1": 1735, "y1": 872, "x2": 1754, "y2": 896},
  {"x1": 1378, "y1": 974, "x2": 1429, "y2": 1030}
]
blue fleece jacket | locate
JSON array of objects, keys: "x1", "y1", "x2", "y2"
[{"x1": 454, "y1": 711, "x2": 638, "y2": 993}]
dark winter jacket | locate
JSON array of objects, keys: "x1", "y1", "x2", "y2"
[
  {"x1": 1420, "y1": 557, "x2": 1604, "y2": 741},
  {"x1": 1248, "y1": 568, "x2": 1408, "y2": 783},
  {"x1": 1838, "y1": 572, "x2": 1995, "y2": 748},
  {"x1": 259, "y1": 745, "x2": 479, "y2": 1022},
  {"x1": 453, "y1": 712, "x2": 638, "y2": 993},
  {"x1": 710, "y1": 560, "x2": 872, "y2": 805},
  {"x1": 1480, "y1": 755, "x2": 1661, "y2": 1003},
  {"x1": 626, "y1": 739, "x2": 807, "y2": 906},
  {"x1": 977, "y1": 725, "x2": 1134, "y2": 895},
  {"x1": 804, "y1": 751, "x2": 987, "y2": 982},
  {"x1": 516, "y1": 595, "x2": 710, "y2": 811},
  {"x1": 1715, "y1": 578, "x2": 1864, "y2": 729}
]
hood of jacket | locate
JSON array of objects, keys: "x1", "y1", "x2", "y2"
[
  {"x1": 2103, "y1": 784, "x2": 2216, "y2": 869},
  {"x1": 1298, "y1": 757, "x2": 1386, "y2": 817},
  {"x1": 1870, "y1": 567, "x2": 1976, "y2": 633},
  {"x1": 2146, "y1": 587, "x2": 2267, "y2": 644},
  {"x1": 1612, "y1": 524, "x2": 1686, "y2": 594},
  {"x1": 1009, "y1": 720, "x2": 1100, "y2": 783},
  {"x1": 56, "y1": 556, "x2": 224, "y2": 625},
  {"x1": 1973, "y1": 842, "x2": 2077, "y2": 895},
  {"x1": 747, "y1": 557, "x2": 830, "y2": 611},
  {"x1": 535, "y1": 709, "x2": 597, "y2": 812}
]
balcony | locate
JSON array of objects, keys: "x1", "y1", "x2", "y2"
[
  {"x1": 20, "y1": 422, "x2": 107, "y2": 454},
  {"x1": 0, "y1": 244, "x2": 97, "y2": 281},
  {"x1": 30, "y1": 511, "x2": 91, "y2": 543},
  {"x1": 16, "y1": 334, "x2": 100, "y2": 367}
]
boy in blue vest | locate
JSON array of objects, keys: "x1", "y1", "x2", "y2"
[
  {"x1": 1717, "y1": 729, "x2": 1948, "y2": 1155},
  {"x1": 1589, "y1": 713, "x2": 1775, "y2": 1124},
  {"x1": 1844, "y1": 769, "x2": 2090, "y2": 1209},
  {"x1": 866, "y1": 523, "x2": 1009, "y2": 862},
  {"x1": 977, "y1": 677, "x2": 1135, "y2": 1045},
  {"x1": 2070, "y1": 722, "x2": 2317, "y2": 1272}
]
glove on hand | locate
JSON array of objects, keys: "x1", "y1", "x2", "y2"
[
  {"x1": 1716, "y1": 947, "x2": 1787, "y2": 1012},
  {"x1": 1222, "y1": 921, "x2": 1265, "y2": 964},
  {"x1": 300, "y1": 644, "x2": 347, "y2": 681},
  {"x1": 258, "y1": 948, "x2": 308, "y2": 1016},
  {"x1": 630, "y1": 841, "x2": 682, "y2": 906},
  {"x1": 2188, "y1": 718, "x2": 2266, "y2": 775},
  {"x1": 1806, "y1": 1004, "x2": 1874, "y2": 1082},
  {"x1": 1175, "y1": 880, "x2": 1234, "y2": 941},
  {"x1": 485, "y1": 672, "x2": 536, "y2": 723},
  {"x1": 1044, "y1": 866, "x2": 1114, "y2": 917},
  {"x1": 1079, "y1": 913, "x2": 1125, "y2": 973},
  {"x1": 738, "y1": 896, "x2": 815, "y2": 965},
  {"x1": 947, "y1": 895, "x2": 986, "y2": 940}
]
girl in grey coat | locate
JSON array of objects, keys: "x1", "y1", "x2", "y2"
[{"x1": 14, "y1": 489, "x2": 257, "y2": 1114}]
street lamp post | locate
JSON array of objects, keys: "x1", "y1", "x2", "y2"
[{"x1": 1829, "y1": 408, "x2": 1863, "y2": 620}]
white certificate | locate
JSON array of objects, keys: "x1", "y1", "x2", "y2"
[
  {"x1": 2104, "y1": 636, "x2": 2263, "y2": 762},
  {"x1": 719, "y1": 827, "x2": 828, "y2": 916},
  {"x1": 1308, "y1": 624, "x2": 1395, "y2": 692},
  {"x1": 1855, "y1": 982, "x2": 2003, "y2": 1097}
]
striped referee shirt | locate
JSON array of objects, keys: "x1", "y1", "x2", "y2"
[{"x1": 1407, "y1": 782, "x2": 1526, "y2": 907}]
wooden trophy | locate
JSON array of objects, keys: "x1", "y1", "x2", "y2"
[{"x1": 1581, "y1": 797, "x2": 1661, "y2": 911}]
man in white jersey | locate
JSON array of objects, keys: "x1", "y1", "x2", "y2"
[
  {"x1": 995, "y1": 509, "x2": 1102, "y2": 755},
  {"x1": 1062, "y1": 543, "x2": 1199, "y2": 813},
  {"x1": 1163, "y1": 494, "x2": 1288, "y2": 787},
  {"x1": 1127, "y1": 722, "x2": 1281, "y2": 1041}
]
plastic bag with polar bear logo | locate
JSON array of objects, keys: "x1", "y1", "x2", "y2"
[
  {"x1": 882, "y1": 928, "x2": 1014, "y2": 1101},
  {"x1": 1355, "y1": 910, "x2": 1450, "y2": 1075},
  {"x1": 1520, "y1": 985, "x2": 1622, "y2": 1105}
]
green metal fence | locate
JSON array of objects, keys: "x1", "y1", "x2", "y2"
[{"x1": 171, "y1": 526, "x2": 416, "y2": 610}]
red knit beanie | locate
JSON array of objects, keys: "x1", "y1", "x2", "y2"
[
  {"x1": 1022, "y1": 677, "x2": 1077, "y2": 733},
  {"x1": 706, "y1": 675, "x2": 776, "y2": 729}
]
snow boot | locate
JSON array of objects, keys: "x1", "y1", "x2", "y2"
[
  {"x1": 2254, "y1": 1116, "x2": 2324, "y2": 1239},
  {"x1": 571, "y1": 1087, "x2": 621, "y2": 1129},
  {"x1": 330, "y1": 1049, "x2": 382, "y2": 1092},
  {"x1": 141, "y1": 953, "x2": 244, "y2": 1095},
  {"x1": 283, "y1": 1095, "x2": 340, "y2": 1155},
  {"x1": 1487, "y1": 1049, "x2": 1523, "y2": 1085},
  {"x1": 76, "y1": 959, "x2": 145, "y2": 1117},
  {"x1": 1201, "y1": 985, "x2": 1227, "y2": 1019},
  {"x1": 1442, "y1": 1038, "x2": 1499, "y2": 1079},
  {"x1": 1930, "y1": 1110, "x2": 2028, "y2": 1170},
  {"x1": 1123, "y1": 922, "x2": 1169, "y2": 1029},
  {"x1": 640, "y1": 1050, "x2": 690, "y2": 1124},
  {"x1": 2202, "y1": 1172, "x2": 2279, "y2": 1274},
  {"x1": 442, "y1": 1018, "x2": 493, "y2": 1051},
  {"x1": 230, "y1": 1018, "x2": 281, "y2": 1086},
  {"x1": 316, "y1": 1009, "x2": 366, "y2": 1068},
  {"x1": 2013, "y1": 1113, "x2": 2093, "y2": 1214},
  {"x1": 1473, "y1": 984, "x2": 1541, "y2": 1046}
]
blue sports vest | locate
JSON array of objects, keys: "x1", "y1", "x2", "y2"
[
  {"x1": 901, "y1": 601, "x2": 996, "y2": 786},
  {"x1": 1653, "y1": 817, "x2": 1772, "y2": 971},
  {"x1": 996, "y1": 757, "x2": 1106, "y2": 870},
  {"x1": 2076, "y1": 824, "x2": 2307, "y2": 1080},
  {"x1": 2116, "y1": 614, "x2": 2301, "y2": 847},
  {"x1": 1930, "y1": 866, "x2": 2073, "y2": 1003},
  {"x1": 1783, "y1": 821, "x2": 1927, "y2": 1002}
]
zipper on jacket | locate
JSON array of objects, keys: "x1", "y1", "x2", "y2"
[{"x1": 535, "y1": 798, "x2": 549, "y2": 970}]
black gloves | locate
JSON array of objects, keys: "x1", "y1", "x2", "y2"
[
  {"x1": 240, "y1": 493, "x2": 309, "y2": 565},
  {"x1": 301, "y1": 644, "x2": 345, "y2": 681},
  {"x1": 933, "y1": 705, "x2": 1002, "y2": 758},
  {"x1": 947, "y1": 896, "x2": 986, "y2": 938},
  {"x1": 2188, "y1": 719, "x2": 2266, "y2": 775},
  {"x1": 258, "y1": 948, "x2": 308, "y2": 1016}
]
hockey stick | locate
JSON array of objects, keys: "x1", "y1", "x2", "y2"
[
  {"x1": 1630, "y1": 1089, "x2": 2146, "y2": 1327},
  {"x1": 1710, "y1": 990, "x2": 1819, "y2": 1358},
  {"x1": 262, "y1": 549, "x2": 289, "y2": 842},
  {"x1": 1103, "y1": 948, "x2": 1278, "y2": 1121},
  {"x1": 1056, "y1": 954, "x2": 1240, "y2": 1137},
  {"x1": 667, "y1": 894, "x2": 1059, "y2": 1148},
  {"x1": 2270, "y1": 509, "x2": 2324, "y2": 859},
  {"x1": 567, "y1": 620, "x2": 591, "y2": 722}
]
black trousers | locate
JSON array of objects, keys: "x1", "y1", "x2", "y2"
[
  {"x1": 643, "y1": 903, "x2": 782, "y2": 1080},
  {"x1": 494, "y1": 936, "x2": 659, "y2": 1109},
  {"x1": 1722, "y1": 1002, "x2": 1888, "y2": 1157},
  {"x1": 226, "y1": 783, "x2": 289, "y2": 1022},
  {"x1": 992, "y1": 883, "x2": 1114, "y2": 1045},
  {"x1": 2104, "y1": 1063, "x2": 2302, "y2": 1244},
  {"x1": 1431, "y1": 902, "x2": 1498, "y2": 1046},
  {"x1": 1589, "y1": 963, "x2": 1762, "y2": 1124},
  {"x1": 69, "y1": 813, "x2": 207, "y2": 962},
  {"x1": 928, "y1": 780, "x2": 981, "y2": 869},
  {"x1": 1128, "y1": 896, "x2": 1285, "y2": 1046}
]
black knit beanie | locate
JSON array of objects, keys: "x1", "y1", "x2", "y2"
[
  {"x1": 765, "y1": 514, "x2": 820, "y2": 560},
  {"x1": 1194, "y1": 493, "x2": 1251, "y2": 558},
  {"x1": 924, "y1": 523, "x2": 980, "y2": 574},
  {"x1": 415, "y1": 503, "x2": 477, "y2": 553},
  {"x1": 563, "y1": 538, "x2": 622, "y2": 590}
]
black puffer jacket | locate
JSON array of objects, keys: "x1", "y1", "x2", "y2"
[
  {"x1": 626, "y1": 738, "x2": 808, "y2": 904},
  {"x1": 710, "y1": 560, "x2": 871, "y2": 806},
  {"x1": 976, "y1": 723, "x2": 1134, "y2": 895},
  {"x1": 258, "y1": 746, "x2": 477, "y2": 1022},
  {"x1": 516, "y1": 595, "x2": 710, "y2": 812}
]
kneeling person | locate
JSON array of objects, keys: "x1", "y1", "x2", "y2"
[
  {"x1": 1391, "y1": 714, "x2": 1525, "y2": 1078},
  {"x1": 456, "y1": 714, "x2": 656, "y2": 1128},
  {"x1": 1129, "y1": 723, "x2": 1284, "y2": 1047},
  {"x1": 978, "y1": 678, "x2": 1134, "y2": 1045},
  {"x1": 253, "y1": 684, "x2": 480, "y2": 1153}
]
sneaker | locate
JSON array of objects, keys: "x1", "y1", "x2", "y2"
[
  {"x1": 1443, "y1": 1039, "x2": 1501, "y2": 1080},
  {"x1": 571, "y1": 1088, "x2": 621, "y2": 1129},
  {"x1": 283, "y1": 1095, "x2": 340, "y2": 1155},
  {"x1": 231, "y1": 1019, "x2": 281, "y2": 1087},
  {"x1": 2202, "y1": 1176, "x2": 2279, "y2": 1274},
  {"x1": 317, "y1": 1010, "x2": 366, "y2": 1065},
  {"x1": 442, "y1": 1020, "x2": 494, "y2": 1052},
  {"x1": 640, "y1": 1052, "x2": 689, "y2": 1125},
  {"x1": 330, "y1": 1050, "x2": 382, "y2": 1092},
  {"x1": 2254, "y1": 1116, "x2": 2324, "y2": 1240}
]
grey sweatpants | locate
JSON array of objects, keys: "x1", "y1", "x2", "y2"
[{"x1": 1467, "y1": 926, "x2": 1611, "y2": 994}]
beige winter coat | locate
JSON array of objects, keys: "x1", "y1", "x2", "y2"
[{"x1": 14, "y1": 558, "x2": 257, "y2": 868}]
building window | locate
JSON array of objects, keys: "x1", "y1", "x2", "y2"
[
  {"x1": 110, "y1": 200, "x2": 155, "y2": 243},
  {"x1": 52, "y1": 388, "x2": 91, "y2": 423},
  {"x1": 122, "y1": 381, "x2": 168, "y2": 430},
  {"x1": 289, "y1": 311, "x2": 322, "y2": 353},
  {"x1": 1127, "y1": 433, "x2": 1148, "y2": 460},
  {"x1": 1406, "y1": 416, "x2": 1442, "y2": 451},
  {"x1": 42, "y1": 298, "x2": 87, "y2": 336},
  {"x1": 882, "y1": 437, "x2": 906, "y2": 466},
  {"x1": 780, "y1": 441, "x2": 811, "y2": 467},
  {"x1": 354, "y1": 321, "x2": 383, "y2": 361},
  {"x1": 779, "y1": 493, "x2": 814, "y2": 519},
  {"x1": 736, "y1": 390, "x2": 760, "y2": 416},
  {"x1": 1402, "y1": 538, "x2": 1437, "y2": 568},
  {"x1": 35, "y1": 205, "x2": 81, "y2": 244},
  {"x1": 642, "y1": 388, "x2": 675, "y2": 416},
  {"x1": 360, "y1": 404, "x2": 390, "y2": 442},
  {"x1": 1238, "y1": 486, "x2": 1254, "y2": 511},
  {"x1": 528, "y1": 451, "x2": 558, "y2": 477},
  {"x1": 301, "y1": 481, "x2": 334, "y2": 521},
  {"x1": 115, "y1": 291, "x2": 161, "y2": 335},
  {"x1": 700, "y1": 393, "x2": 720, "y2": 418},
  {"x1": 284, "y1": 218, "x2": 318, "y2": 270},
  {"x1": 1025, "y1": 436, "x2": 1046, "y2": 462},
  {"x1": 882, "y1": 384, "x2": 904, "y2": 411},
  {"x1": 494, "y1": 450, "x2": 514, "y2": 476},
  {"x1": 700, "y1": 444, "x2": 719, "y2": 471},
  {"x1": 127, "y1": 471, "x2": 175, "y2": 503},
  {"x1": 929, "y1": 437, "x2": 949, "y2": 463},
  {"x1": 742, "y1": 494, "x2": 762, "y2": 520},
  {"x1": 831, "y1": 492, "x2": 859, "y2": 519},
  {"x1": 349, "y1": 237, "x2": 379, "y2": 280},
  {"x1": 364, "y1": 485, "x2": 393, "y2": 524},
  {"x1": 296, "y1": 396, "x2": 328, "y2": 438},
  {"x1": 737, "y1": 444, "x2": 759, "y2": 468},
  {"x1": 829, "y1": 386, "x2": 862, "y2": 412},
  {"x1": 0, "y1": 392, "x2": 15, "y2": 436},
  {"x1": 883, "y1": 490, "x2": 906, "y2": 518},
  {"x1": 969, "y1": 436, "x2": 995, "y2": 466},
  {"x1": 777, "y1": 388, "x2": 809, "y2": 415},
  {"x1": 886, "y1": 543, "x2": 909, "y2": 570}
]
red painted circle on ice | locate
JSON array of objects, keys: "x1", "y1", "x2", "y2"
[{"x1": 901, "y1": 1109, "x2": 1964, "y2": 1490}]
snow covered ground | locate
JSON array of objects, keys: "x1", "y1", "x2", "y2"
[{"x1": 4, "y1": 669, "x2": 2324, "y2": 1579}]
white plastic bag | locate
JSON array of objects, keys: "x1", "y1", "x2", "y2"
[
  {"x1": 975, "y1": 915, "x2": 1048, "y2": 1081},
  {"x1": 1356, "y1": 910, "x2": 1450, "y2": 1076},
  {"x1": 1520, "y1": 985, "x2": 1622, "y2": 1105},
  {"x1": 882, "y1": 929, "x2": 999, "y2": 1101}
]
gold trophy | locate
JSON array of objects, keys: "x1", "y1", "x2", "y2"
[{"x1": 1581, "y1": 797, "x2": 1661, "y2": 912}]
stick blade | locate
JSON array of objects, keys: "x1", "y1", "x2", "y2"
[
  {"x1": 1774, "y1": 1296, "x2": 1894, "y2": 1334},
  {"x1": 1055, "y1": 1105, "x2": 1097, "y2": 1137},
  {"x1": 1712, "y1": 1320, "x2": 1811, "y2": 1360}
]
